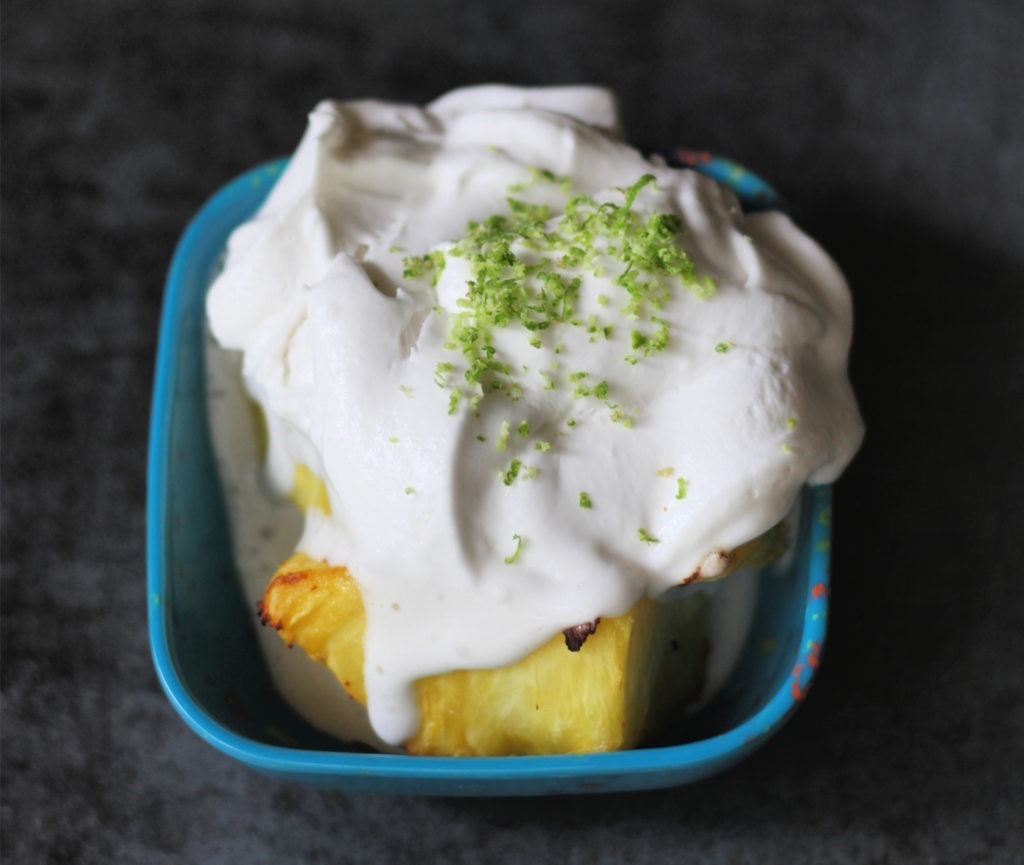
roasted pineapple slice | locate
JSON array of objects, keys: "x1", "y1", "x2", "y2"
[
  {"x1": 259, "y1": 463, "x2": 786, "y2": 755},
  {"x1": 260, "y1": 552, "x2": 709, "y2": 755}
]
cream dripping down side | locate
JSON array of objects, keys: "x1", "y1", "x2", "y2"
[{"x1": 207, "y1": 85, "x2": 864, "y2": 745}]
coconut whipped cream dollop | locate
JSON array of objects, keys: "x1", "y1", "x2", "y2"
[{"x1": 207, "y1": 85, "x2": 864, "y2": 745}]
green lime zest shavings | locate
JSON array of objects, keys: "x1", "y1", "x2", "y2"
[
  {"x1": 399, "y1": 169, "x2": 716, "y2": 478},
  {"x1": 715, "y1": 341, "x2": 733, "y2": 353},
  {"x1": 608, "y1": 404, "x2": 634, "y2": 427},
  {"x1": 621, "y1": 173, "x2": 657, "y2": 207},
  {"x1": 402, "y1": 250, "x2": 447, "y2": 285},
  {"x1": 579, "y1": 492, "x2": 592, "y2": 509},
  {"x1": 404, "y1": 486, "x2": 415, "y2": 495},
  {"x1": 504, "y1": 533, "x2": 524, "y2": 564},
  {"x1": 676, "y1": 477, "x2": 688, "y2": 499},
  {"x1": 502, "y1": 459, "x2": 522, "y2": 485},
  {"x1": 434, "y1": 361, "x2": 454, "y2": 387},
  {"x1": 496, "y1": 420, "x2": 511, "y2": 452},
  {"x1": 508, "y1": 165, "x2": 571, "y2": 194},
  {"x1": 535, "y1": 440, "x2": 552, "y2": 452},
  {"x1": 638, "y1": 528, "x2": 660, "y2": 545}
]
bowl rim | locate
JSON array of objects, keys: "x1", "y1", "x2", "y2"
[{"x1": 147, "y1": 156, "x2": 832, "y2": 790}]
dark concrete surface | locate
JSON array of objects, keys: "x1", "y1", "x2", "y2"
[{"x1": 3, "y1": 1, "x2": 1023, "y2": 862}]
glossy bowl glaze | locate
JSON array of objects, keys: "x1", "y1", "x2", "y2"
[{"x1": 148, "y1": 155, "x2": 833, "y2": 795}]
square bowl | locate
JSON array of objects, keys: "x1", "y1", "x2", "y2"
[{"x1": 147, "y1": 155, "x2": 833, "y2": 796}]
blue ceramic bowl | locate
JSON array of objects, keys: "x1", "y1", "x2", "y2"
[{"x1": 148, "y1": 155, "x2": 833, "y2": 796}]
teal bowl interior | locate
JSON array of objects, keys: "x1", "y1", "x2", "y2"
[{"x1": 147, "y1": 156, "x2": 833, "y2": 795}]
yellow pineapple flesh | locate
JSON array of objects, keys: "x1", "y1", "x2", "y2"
[
  {"x1": 260, "y1": 552, "x2": 709, "y2": 755},
  {"x1": 257, "y1": 462, "x2": 782, "y2": 756}
]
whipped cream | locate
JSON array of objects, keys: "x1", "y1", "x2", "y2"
[{"x1": 207, "y1": 85, "x2": 864, "y2": 745}]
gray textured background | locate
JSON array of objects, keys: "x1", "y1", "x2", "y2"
[{"x1": 3, "y1": 0, "x2": 1023, "y2": 862}]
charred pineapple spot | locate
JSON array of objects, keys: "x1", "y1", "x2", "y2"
[
  {"x1": 563, "y1": 619, "x2": 601, "y2": 651},
  {"x1": 274, "y1": 568, "x2": 314, "y2": 586},
  {"x1": 255, "y1": 600, "x2": 281, "y2": 629}
]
